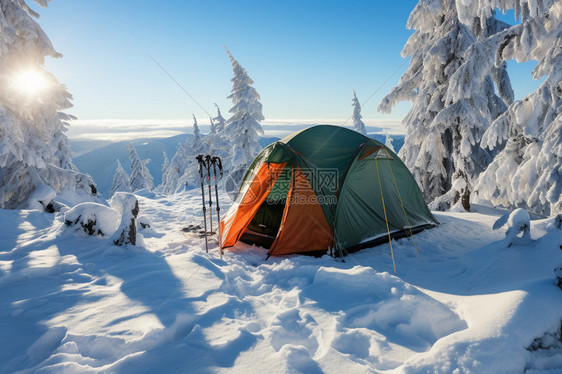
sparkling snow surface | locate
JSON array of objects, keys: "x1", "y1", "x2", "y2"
[{"x1": 1, "y1": 190, "x2": 561, "y2": 373}]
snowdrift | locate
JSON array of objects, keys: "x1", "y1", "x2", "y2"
[{"x1": 0, "y1": 190, "x2": 561, "y2": 373}]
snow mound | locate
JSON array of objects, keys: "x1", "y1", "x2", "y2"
[
  {"x1": 64, "y1": 203, "x2": 119, "y2": 237},
  {"x1": 305, "y1": 266, "x2": 467, "y2": 350},
  {"x1": 493, "y1": 208, "x2": 532, "y2": 247},
  {"x1": 26, "y1": 184, "x2": 57, "y2": 212},
  {"x1": 2, "y1": 190, "x2": 562, "y2": 373}
]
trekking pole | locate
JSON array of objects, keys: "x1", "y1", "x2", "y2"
[
  {"x1": 196, "y1": 155, "x2": 209, "y2": 253},
  {"x1": 205, "y1": 155, "x2": 213, "y2": 235},
  {"x1": 211, "y1": 156, "x2": 223, "y2": 257}
]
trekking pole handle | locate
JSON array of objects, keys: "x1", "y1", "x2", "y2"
[
  {"x1": 196, "y1": 154, "x2": 204, "y2": 173},
  {"x1": 212, "y1": 156, "x2": 223, "y2": 178}
]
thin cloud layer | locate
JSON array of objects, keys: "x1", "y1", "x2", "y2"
[{"x1": 67, "y1": 118, "x2": 405, "y2": 141}]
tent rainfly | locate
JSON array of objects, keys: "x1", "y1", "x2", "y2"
[{"x1": 220, "y1": 125, "x2": 438, "y2": 261}]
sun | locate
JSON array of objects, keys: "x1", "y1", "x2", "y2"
[{"x1": 12, "y1": 69, "x2": 49, "y2": 96}]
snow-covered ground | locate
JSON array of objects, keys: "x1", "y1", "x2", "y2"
[{"x1": 1, "y1": 190, "x2": 561, "y2": 373}]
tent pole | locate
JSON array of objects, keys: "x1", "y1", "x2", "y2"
[
  {"x1": 336, "y1": 241, "x2": 345, "y2": 262},
  {"x1": 383, "y1": 148, "x2": 422, "y2": 264},
  {"x1": 375, "y1": 157, "x2": 397, "y2": 274}
]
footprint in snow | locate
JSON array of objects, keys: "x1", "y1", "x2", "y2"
[{"x1": 268, "y1": 309, "x2": 319, "y2": 355}]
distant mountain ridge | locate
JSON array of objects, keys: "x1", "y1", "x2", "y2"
[
  {"x1": 72, "y1": 133, "x2": 404, "y2": 197},
  {"x1": 73, "y1": 135, "x2": 280, "y2": 197}
]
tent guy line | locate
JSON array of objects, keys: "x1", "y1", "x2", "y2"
[
  {"x1": 150, "y1": 49, "x2": 407, "y2": 132},
  {"x1": 307, "y1": 58, "x2": 409, "y2": 163},
  {"x1": 148, "y1": 53, "x2": 213, "y2": 118},
  {"x1": 339, "y1": 58, "x2": 409, "y2": 128},
  {"x1": 345, "y1": 249, "x2": 415, "y2": 319}
]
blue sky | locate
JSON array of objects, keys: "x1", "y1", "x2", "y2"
[{"x1": 31, "y1": 0, "x2": 541, "y2": 123}]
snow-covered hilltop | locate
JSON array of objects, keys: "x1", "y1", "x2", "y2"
[
  {"x1": 1, "y1": 190, "x2": 561, "y2": 373},
  {"x1": 1, "y1": 0, "x2": 561, "y2": 372}
]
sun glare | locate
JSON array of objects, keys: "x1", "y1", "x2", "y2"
[{"x1": 12, "y1": 69, "x2": 49, "y2": 96}]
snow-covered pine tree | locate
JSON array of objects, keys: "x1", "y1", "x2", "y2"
[
  {"x1": 159, "y1": 137, "x2": 190, "y2": 194},
  {"x1": 224, "y1": 48, "x2": 264, "y2": 187},
  {"x1": 110, "y1": 159, "x2": 131, "y2": 197},
  {"x1": 205, "y1": 117, "x2": 216, "y2": 154},
  {"x1": 191, "y1": 114, "x2": 206, "y2": 156},
  {"x1": 206, "y1": 116, "x2": 230, "y2": 168},
  {"x1": 207, "y1": 104, "x2": 231, "y2": 169},
  {"x1": 176, "y1": 114, "x2": 208, "y2": 188},
  {"x1": 0, "y1": 0, "x2": 96, "y2": 209},
  {"x1": 378, "y1": 0, "x2": 508, "y2": 211},
  {"x1": 128, "y1": 144, "x2": 154, "y2": 191},
  {"x1": 213, "y1": 103, "x2": 226, "y2": 133},
  {"x1": 385, "y1": 130, "x2": 396, "y2": 153},
  {"x1": 159, "y1": 115, "x2": 209, "y2": 193},
  {"x1": 460, "y1": 0, "x2": 562, "y2": 215},
  {"x1": 351, "y1": 90, "x2": 367, "y2": 135},
  {"x1": 161, "y1": 151, "x2": 169, "y2": 178}
]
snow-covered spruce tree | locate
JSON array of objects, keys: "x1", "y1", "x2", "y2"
[
  {"x1": 385, "y1": 131, "x2": 396, "y2": 153},
  {"x1": 378, "y1": 0, "x2": 509, "y2": 211},
  {"x1": 128, "y1": 144, "x2": 153, "y2": 192},
  {"x1": 190, "y1": 114, "x2": 207, "y2": 156},
  {"x1": 207, "y1": 117, "x2": 230, "y2": 164},
  {"x1": 460, "y1": 1, "x2": 562, "y2": 215},
  {"x1": 206, "y1": 104, "x2": 231, "y2": 170},
  {"x1": 159, "y1": 137, "x2": 190, "y2": 194},
  {"x1": 213, "y1": 103, "x2": 226, "y2": 133},
  {"x1": 206, "y1": 116, "x2": 218, "y2": 151},
  {"x1": 209, "y1": 117, "x2": 216, "y2": 135},
  {"x1": 110, "y1": 159, "x2": 131, "y2": 197},
  {"x1": 0, "y1": 0, "x2": 96, "y2": 209},
  {"x1": 351, "y1": 90, "x2": 367, "y2": 135},
  {"x1": 161, "y1": 151, "x2": 169, "y2": 178},
  {"x1": 176, "y1": 114, "x2": 208, "y2": 188},
  {"x1": 224, "y1": 48, "x2": 264, "y2": 188},
  {"x1": 159, "y1": 115, "x2": 208, "y2": 193}
]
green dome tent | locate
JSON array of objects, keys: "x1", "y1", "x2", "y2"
[{"x1": 220, "y1": 125, "x2": 438, "y2": 260}]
